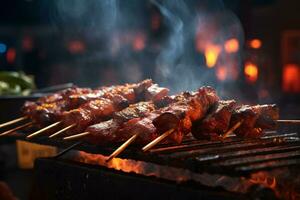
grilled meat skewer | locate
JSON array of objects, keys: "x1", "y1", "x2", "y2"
[
  {"x1": 59, "y1": 84, "x2": 169, "y2": 134},
  {"x1": 191, "y1": 102, "x2": 279, "y2": 139},
  {"x1": 22, "y1": 79, "x2": 158, "y2": 126},
  {"x1": 84, "y1": 86, "x2": 219, "y2": 145},
  {"x1": 192, "y1": 100, "x2": 237, "y2": 139},
  {"x1": 230, "y1": 104, "x2": 279, "y2": 138}
]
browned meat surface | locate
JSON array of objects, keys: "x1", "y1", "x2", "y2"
[
  {"x1": 22, "y1": 79, "x2": 163, "y2": 126},
  {"x1": 62, "y1": 95, "x2": 129, "y2": 133},
  {"x1": 231, "y1": 104, "x2": 279, "y2": 138},
  {"x1": 85, "y1": 86, "x2": 219, "y2": 145},
  {"x1": 145, "y1": 84, "x2": 170, "y2": 102},
  {"x1": 153, "y1": 86, "x2": 219, "y2": 143},
  {"x1": 113, "y1": 102, "x2": 156, "y2": 123},
  {"x1": 191, "y1": 100, "x2": 237, "y2": 139}
]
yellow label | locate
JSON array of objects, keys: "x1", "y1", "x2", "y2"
[{"x1": 16, "y1": 140, "x2": 57, "y2": 169}]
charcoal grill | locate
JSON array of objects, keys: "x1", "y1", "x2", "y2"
[{"x1": 5, "y1": 124, "x2": 300, "y2": 199}]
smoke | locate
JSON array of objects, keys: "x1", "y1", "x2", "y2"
[
  {"x1": 53, "y1": 0, "x2": 244, "y2": 96},
  {"x1": 153, "y1": 0, "x2": 244, "y2": 94}
]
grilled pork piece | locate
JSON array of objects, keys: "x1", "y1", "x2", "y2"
[
  {"x1": 191, "y1": 100, "x2": 237, "y2": 139},
  {"x1": 22, "y1": 79, "x2": 159, "y2": 126},
  {"x1": 230, "y1": 104, "x2": 279, "y2": 138},
  {"x1": 85, "y1": 86, "x2": 219, "y2": 145}
]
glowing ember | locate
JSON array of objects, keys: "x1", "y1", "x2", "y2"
[
  {"x1": 249, "y1": 39, "x2": 262, "y2": 49},
  {"x1": 250, "y1": 172, "x2": 277, "y2": 190},
  {"x1": 224, "y1": 38, "x2": 239, "y2": 53},
  {"x1": 204, "y1": 44, "x2": 221, "y2": 68},
  {"x1": 244, "y1": 62, "x2": 258, "y2": 83},
  {"x1": 216, "y1": 65, "x2": 227, "y2": 81},
  {"x1": 282, "y1": 64, "x2": 300, "y2": 93},
  {"x1": 72, "y1": 151, "x2": 300, "y2": 199}
]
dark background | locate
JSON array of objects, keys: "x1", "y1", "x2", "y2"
[
  {"x1": 0, "y1": 0, "x2": 298, "y2": 104},
  {"x1": 0, "y1": 1, "x2": 300, "y2": 199}
]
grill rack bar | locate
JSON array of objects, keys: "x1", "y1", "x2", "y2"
[{"x1": 5, "y1": 131, "x2": 300, "y2": 176}]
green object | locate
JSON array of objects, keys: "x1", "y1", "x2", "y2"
[{"x1": 0, "y1": 71, "x2": 35, "y2": 96}]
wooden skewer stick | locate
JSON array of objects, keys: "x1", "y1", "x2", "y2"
[
  {"x1": 221, "y1": 120, "x2": 243, "y2": 139},
  {"x1": 106, "y1": 133, "x2": 139, "y2": 162},
  {"x1": 63, "y1": 132, "x2": 91, "y2": 141},
  {"x1": 277, "y1": 120, "x2": 300, "y2": 124},
  {"x1": 0, "y1": 122, "x2": 33, "y2": 137},
  {"x1": 26, "y1": 121, "x2": 62, "y2": 139},
  {"x1": 142, "y1": 129, "x2": 175, "y2": 152},
  {"x1": 49, "y1": 124, "x2": 76, "y2": 138},
  {"x1": 0, "y1": 116, "x2": 28, "y2": 129}
]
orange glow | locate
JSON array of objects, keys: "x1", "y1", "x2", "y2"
[
  {"x1": 250, "y1": 172, "x2": 277, "y2": 191},
  {"x1": 249, "y1": 39, "x2": 262, "y2": 49},
  {"x1": 282, "y1": 64, "x2": 300, "y2": 93},
  {"x1": 68, "y1": 40, "x2": 85, "y2": 54},
  {"x1": 204, "y1": 44, "x2": 221, "y2": 68},
  {"x1": 6, "y1": 48, "x2": 16, "y2": 63},
  {"x1": 244, "y1": 62, "x2": 258, "y2": 83},
  {"x1": 224, "y1": 38, "x2": 239, "y2": 53},
  {"x1": 132, "y1": 34, "x2": 146, "y2": 51},
  {"x1": 216, "y1": 66, "x2": 227, "y2": 81}
]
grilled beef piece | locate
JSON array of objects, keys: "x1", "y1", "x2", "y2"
[
  {"x1": 85, "y1": 86, "x2": 219, "y2": 145},
  {"x1": 230, "y1": 104, "x2": 279, "y2": 138},
  {"x1": 191, "y1": 100, "x2": 237, "y2": 139}
]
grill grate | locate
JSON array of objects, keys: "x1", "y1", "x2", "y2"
[{"x1": 10, "y1": 131, "x2": 300, "y2": 176}]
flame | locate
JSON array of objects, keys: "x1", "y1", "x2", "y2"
[
  {"x1": 244, "y1": 62, "x2": 258, "y2": 83},
  {"x1": 204, "y1": 44, "x2": 221, "y2": 68},
  {"x1": 76, "y1": 151, "x2": 190, "y2": 183},
  {"x1": 224, "y1": 38, "x2": 239, "y2": 53},
  {"x1": 249, "y1": 39, "x2": 262, "y2": 49},
  {"x1": 282, "y1": 64, "x2": 300, "y2": 93}
]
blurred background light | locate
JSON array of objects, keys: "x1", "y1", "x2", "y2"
[
  {"x1": 224, "y1": 38, "x2": 239, "y2": 53},
  {"x1": 0, "y1": 43, "x2": 7, "y2": 53},
  {"x1": 249, "y1": 39, "x2": 262, "y2": 49},
  {"x1": 244, "y1": 62, "x2": 258, "y2": 83}
]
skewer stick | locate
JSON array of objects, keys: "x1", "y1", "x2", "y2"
[
  {"x1": 63, "y1": 132, "x2": 91, "y2": 141},
  {"x1": 0, "y1": 122, "x2": 33, "y2": 137},
  {"x1": 106, "y1": 133, "x2": 139, "y2": 162},
  {"x1": 142, "y1": 129, "x2": 175, "y2": 152},
  {"x1": 277, "y1": 120, "x2": 300, "y2": 124},
  {"x1": 26, "y1": 121, "x2": 62, "y2": 139},
  {"x1": 0, "y1": 116, "x2": 28, "y2": 129},
  {"x1": 221, "y1": 120, "x2": 243, "y2": 139},
  {"x1": 49, "y1": 124, "x2": 76, "y2": 138}
]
